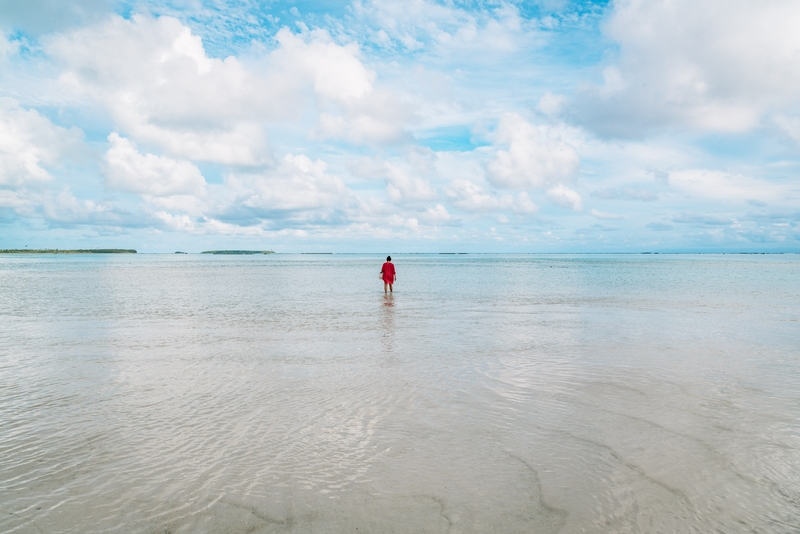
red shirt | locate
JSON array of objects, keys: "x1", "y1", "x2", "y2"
[{"x1": 381, "y1": 262, "x2": 395, "y2": 282}]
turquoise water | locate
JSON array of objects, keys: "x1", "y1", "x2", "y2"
[{"x1": 1, "y1": 254, "x2": 799, "y2": 533}]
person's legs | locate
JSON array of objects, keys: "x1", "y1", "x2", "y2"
[
  {"x1": 389, "y1": 283, "x2": 393, "y2": 292},
  {"x1": 384, "y1": 281, "x2": 388, "y2": 293}
]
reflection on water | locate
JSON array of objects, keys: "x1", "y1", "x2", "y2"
[
  {"x1": 381, "y1": 294, "x2": 395, "y2": 356},
  {"x1": 1, "y1": 254, "x2": 799, "y2": 533}
]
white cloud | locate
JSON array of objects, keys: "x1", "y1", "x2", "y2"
[
  {"x1": 667, "y1": 169, "x2": 793, "y2": 204},
  {"x1": 349, "y1": 156, "x2": 437, "y2": 203},
  {"x1": 352, "y1": 0, "x2": 527, "y2": 54},
  {"x1": 547, "y1": 184, "x2": 583, "y2": 211},
  {"x1": 272, "y1": 26, "x2": 415, "y2": 147},
  {"x1": 0, "y1": 190, "x2": 34, "y2": 218},
  {"x1": 0, "y1": 98, "x2": 84, "y2": 187},
  {"x1": 0, "y1": 180, "x2": 122, "y2": 227},
  {"x1": 591, "y1": 187, "x2": 658, "y2": 202},
  {"x1": 3, "y1": 2, "x2": 798, "y2": 249},
  {"x1": 537, "y1": 91, "x2": 566, "y2": 116},
  {"x1": 386, "y1": 214, "x2": 420, "y2": 231},
  {"x1": 347, "y1": 156, "x2": 390, "y2": 180},
  {"x1": 40, "y1": 188, "x2": 118, "y2": 224},
  {"x1": 49, "y1": 16, "x2": 411, "y2": 158},
  {"x1": 5, "y1": 186, "x2": 138, "y2": 227},
  {"x1": 313, "y1": 88, "x2": 411, "y2": 144},
  {"x1": 576, "y1": 0, "x2": 800, "y2": 136},
  {"x1": 385, "y1": 163, "x2": 437, "y2": 203},
  {"x1": 151, "y1": 211, "x2": 198, "y2": 233},
  {"x1": 421, "y1": 203, "x2": 453, "y2": 223},
  {"x1": 228, "y1": 154, "x2": 348, "y2": 212},
  {"x1": 774, "y1": 115, "x2": 800, "y2": 146},
  {"x1": 446, "y1": 179, "x2": 497, "y2": 211},
  {"x1": 0, "y1": 32, "x2": 19, "y2": 63},
  {"x1": 590, "y1": 209, "x2": 623, "y2": 220},
  {"x1": 272, "y1": 29, "x2": 411, "y2": 145},
  {"x1": 486, "y1": 113, "x2": 579, "y2": 190},
  {"x1": 435, "y1": 4, "x2": 524, "y2": 53},
  {"x1": 48, "y1": 15, "x2": 274, "y2": 165},
  {"x1": 511, "y1": 192, "x2": 538, "y2": 214},
  {"x1": 273, "y1": 27, "x2": 374, "y2": 102},
  {"x1": 104, "y1": 133, "x2": 206, "y2": 197},
  {"x1": 446, "y1": 179, "x2": 537, "y2": 214}
]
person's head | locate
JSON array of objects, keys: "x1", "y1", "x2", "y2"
[{"x1": 386, "y1": 256, "x2": 391, "y2": 262}]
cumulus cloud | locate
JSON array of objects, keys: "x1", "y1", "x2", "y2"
[
  {"x1": 385, "y1": 163, "x2": 437, "y2": 203},
  {"x1": 4, "y1": 2, "x2": 798, "y2": 248},
  {"x1": 48, "y1": 15, "x2": 275, "y2": 165},
  {"x1": 445, "y1": 179, "x2": 537, "y2": 214},
  {"x1": 574, "y1": 0, "x2": 800, "y2": 136},
  {"x1": 227, "y1": 154, "x2": 349, "y2": 214},
  {"x1": 276, "y1": 28, "x2": 411, "y2": 145},
  {"x1": 420, "y1": 203, "x2": 455, "y2": 224},
  {"x1": 104, "y1": 133, "x2": 206, "y2": 197},
  {"x1": 273, "y1": 27, "x2": 375, "y2": 101},
  {"x1": 1, "y1": 185, "x2": 141, "y2": 228},
  {"x1": 271, "y1": 29, "x2": 411, "y2": 144},
  {"x1": 40, "y1": 188, "x2": 120, "y2": 224},
  {"x1": 349, "y1": 156, "x2": 437, "y2": 203},
  {"x1": 313, "y1": 90, "x2": 411, "y2": 145},
  {"x1": 486, "y1": 113, "x2": 579, "y2": 190},
  {"x1": 547, "y1": 184, "x2": 583, "y2": 211},
  {"x1": 48, "y1": 16, "x2": 411, "y2": 159},
  {"x1": 537, "y1": 92, "x2": 566, "y2": 116},
  {"x1": 0, "y1": 98, "x2": 84, "y2": 187}
]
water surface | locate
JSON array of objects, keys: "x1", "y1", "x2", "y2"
[{"x1": 1, "y1": 254, "x2": 799, "y2": 533}]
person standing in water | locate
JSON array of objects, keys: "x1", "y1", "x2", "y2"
[{"x1": 381, "y1": 256, "x2": 396, "y2": 293}]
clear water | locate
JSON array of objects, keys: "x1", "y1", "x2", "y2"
[{"x1": 1, "y1": 254, "x2": 798, "y2": 533}]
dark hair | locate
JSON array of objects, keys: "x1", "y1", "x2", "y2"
[{"x1": 386, "y1": 256, "x2": 391, "y2": 261}]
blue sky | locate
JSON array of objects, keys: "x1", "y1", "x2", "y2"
[{"x1": 1, "y1": 0, "x2": 798, "y2": 252}]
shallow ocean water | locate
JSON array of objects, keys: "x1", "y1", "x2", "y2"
[{"x1": 1, "y1": 253, "x2": 799, "y2": 533}]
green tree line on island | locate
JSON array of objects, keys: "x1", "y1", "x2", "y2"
[
  {"x1": 0, "y1": 249, "x2": 137, "y2": 254},
  {"x1": 0, "y1": 249, "x2": 280, "y2": 254}
]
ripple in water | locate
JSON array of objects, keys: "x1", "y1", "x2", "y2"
[{"x1": 1, "y1": 254, "x2": 799, "y2": 533}]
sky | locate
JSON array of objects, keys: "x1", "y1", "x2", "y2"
[{"x1": 1, "y1": 0, "x2": 799, "y2": 253}]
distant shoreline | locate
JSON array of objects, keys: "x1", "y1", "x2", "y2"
[
  {"x1": 0, "y1": 249, "x2": 137, "y2": 254},
  {"x1": 200, "y1": 250, "x2": 275, "y2": 255},
  {"x1": 1, "y1": 250, "x2": 795, "y2": 255}
]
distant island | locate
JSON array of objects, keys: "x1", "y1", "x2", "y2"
[
  {"x1": 0, "y1": 249, "x2": 137, "y2": 254},
  {"x1": 200, "y1": 250, "x2": 275, "y2": 255}
]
